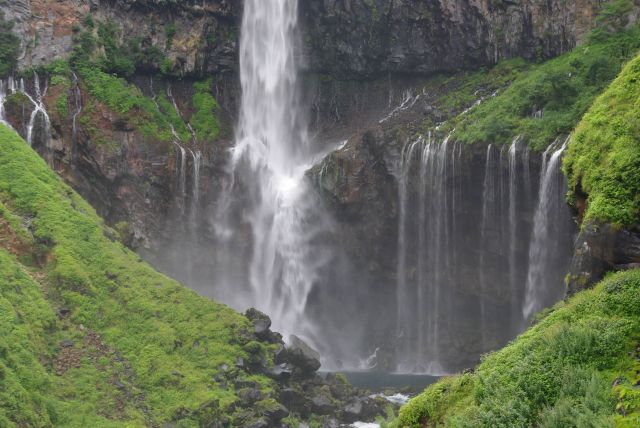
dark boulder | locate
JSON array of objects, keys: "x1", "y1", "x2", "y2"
[
  {"x1": 245, "y1": 308, "x2": 272, "y2": 337},
  {"x1": 310, "y1": 388, "x2": 336, "y2": 415},
  {"x1": 566, "y1": 222, "x2": 640, "y2": 295},
  {"x1": 265, "y1": 363, "x2": 294, "y2": 381},
  {"x1": 342, "y1": 397, "x2": 383, "y2": 423},
  {"x1": 285, "y1": 335, "x2": 322, "y2": 375},
  {"x1": 279, "y1": 387, "x2": 310, "y2": 416}
]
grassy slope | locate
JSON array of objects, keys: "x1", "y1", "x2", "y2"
[
  {"x1": 563, "y1": 54, "x2": 640, "y2": 228},
  {"x1": 444, "y1": 25, "x2": 640, "y2": 151},
  {"x1": 391, "y1": 269, "x2": 640, "y2": 427},
  {"x1": 0, "y1": 125, "x2": 272, "y2": 426}
]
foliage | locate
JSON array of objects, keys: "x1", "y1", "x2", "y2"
[
  {"x1": 448, "y1": 25, "x2": 640, "y2": 151},
  {"x1": 165, "y1": 22, "x2": 177, "y2": 49},
  {"x1": 392, "y1": 269, "x2": 640, "y2": 427},
  {"x1": 191, "y1": 79, "x2": 221, "y2": 141},
  {"x1": 0, "y1": 11, "x2": 20, "y2": 78},
  {"x1": 156, "y1": 92, "x2": 191, "y2": 142},
  {"x1": 0, "y1": 125, "x2": 274, "y2": 425},
  {"x1": 563, "y1": 53, "x2": 640, "y2": 228},
  {"x1": 71, "y1": 16, "x2": 164, "y2": 77}
]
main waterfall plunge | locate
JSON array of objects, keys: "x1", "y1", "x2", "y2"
[
  {"x1": 147, "y1": 0, "x2": 576, "y2": 373},
  {"x1": 213, "y1": 0, "x2": 331, "y2": 345}
]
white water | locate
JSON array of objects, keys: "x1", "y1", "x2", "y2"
[
  {"x1": 395, "y1": 133, "x2": 457, "y2": 375},
  {"x1": 25, "y1": 73, "x2": 51, "y2": 150},
  {"x1": 479, "y1": 144, "x2": 497, "y2": 348},
  {"x1": 0, "y1": 80, "x2": 9, "y2": 128},
  {"x1": 221, "y1": 0, "x2": 328, "y2": 344},
  {"x1": 522, "y1": 138, "x2": 569, "y2": 319},
  {"x1": 507, "y1": 136, "x2": 521, "y2": 327}
]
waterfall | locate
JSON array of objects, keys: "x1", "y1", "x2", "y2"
[
  {"x1": 167, "y1": 85, "x2": 199, "y2": 145},
  {"x1": 25, "y1": 73, "x2": 51, "y2": 151},
  {"x1": 507, "y1": 136, "x2": 522, "y2": 328},
  {"x1": 0, "y1": 80, "x2": 9, "y2": 128},
  {"x1": 191, "y1": 149, "x2": 202, "y2": 205},
  {"x1": 395, "y1": 137, "x2": 421, "y2": 367},
  {"x1": 149, "y1": 78, "x2": 188, "y2": 210},
  {"x1": 219, "y1": 0, "x2": 327, "y2": 343},
  {"x1": 395, "y1": 133, "x2": 457, "y2": 374},
  {"x1": 479, "y1": 144, "x2": 497, "y2": 348},
  {"x1": 71, "y1": 72, "x2": 82, "y2": 164},
  {"x1": 522, "y1": 138, "x2": 570, "y2": 320}
]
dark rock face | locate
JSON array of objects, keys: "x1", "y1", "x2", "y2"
[
  {"x1": 301, "y1": 0, "x2": 600, "y2": 78},
  {"x1": 2, "y1": 0, "x2": 240, "y2": 76},
  {"x1": 566, "y1": 222, "x2": 640, "y2": 295}
]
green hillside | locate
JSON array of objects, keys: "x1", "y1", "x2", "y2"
[{"x1": 0, "y1": 125, "x2": 272, "y2": 426}]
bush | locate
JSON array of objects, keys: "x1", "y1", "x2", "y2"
[
  {"x1": 563, "y1": 54, "x2": 640, "y2": 227},
  {"x1": 451, "y1": 23, "x2": 640, "y2": 150},
  {"x1": 191, "y1": 80, "x2": 221, "y2": 141},
  {"x1": 393, "y1": 270, "x2": 640, "y2": 427}
]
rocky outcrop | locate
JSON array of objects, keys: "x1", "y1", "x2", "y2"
[
  {"x1": 2, "y1": 0, "x2": 239, "y2": 76},
  {"x1": 301, "y1": 0, "x2": 601, "y2": 78},
  {"x1": 241, "y1": 309, "x2": 392, "y2": 425},
  {"x1": 3, "y1": 0, "x2": 609, "y2": 79},
  {"x1": 566, "y1": 222, "x2": 640, "y2": 295}
]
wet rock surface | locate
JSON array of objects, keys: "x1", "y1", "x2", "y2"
[
  {"x1": 301, "y1": 0, "x2": 602, "y2": 78},
  {"x1": 566, "y1": 221, "x2": 640, "y2": 295},
  {"x1": 239, "y1": 308, "x2": 391, "y2": 425}
]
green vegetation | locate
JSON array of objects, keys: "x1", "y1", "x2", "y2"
[
  {"x1": 392, "y1": 269, "x2": 640, "y2": 427},
  {"x1": 61, "y1": 15, "x2": 222, "y2": 144},
  {"x1": 445, "y1": 23, "x2": 640, "y2": 150},
  {"x1": 0, "y1": 11, "x2": 20, "y2": 78},
  {"x1": 0, "y1": 125, "x2": 274, "y2": 426},
  {"x1": 191, "y1": 79, "x2": 221, "y2": 141},
  {"x1": 165, "y1": 22, "x2": 177, "y2": 49},
  {"x1": 156, "y1": 92, "x2": 192, "y2": 142},
  {"x1": 564, "y1": 54, "x2": 640, "y2": 228}
]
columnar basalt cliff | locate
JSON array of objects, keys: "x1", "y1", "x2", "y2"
[{"x1": 301, "y1": 0, "x2": 600, "y2": 78}]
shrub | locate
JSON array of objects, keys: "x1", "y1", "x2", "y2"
[
  {"x1": 394, "y1": 270, "x2": 640, "y2": 427},
  {"x1": 191, "y1": 79, "x2": 221, "y2": 141}
]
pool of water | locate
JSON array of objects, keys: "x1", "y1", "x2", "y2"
[{"x1": 320, "y1": 371, "x2": 440, "y2": 392}]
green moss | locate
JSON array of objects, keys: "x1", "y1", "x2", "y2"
[
  {"x1": 0, "y1": 125, "x2": 274, "y2": 425},
  {"x1": 393, "y1": 269, "x2": 640, "y2": 427},
  {"x1": 165, "y1": 22, "x2": 177, "y2": 49},
  {"x1": 191, "y1": 79, "x2": 221, "y2": 142},
  {"x1": 563, "y1": 54, "x2": 640, "y2": 228},
  {"x1": 156, "y1": 92, "x2": 191, "y2": 142}
]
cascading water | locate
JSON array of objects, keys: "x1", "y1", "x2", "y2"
[
  {"x1": 0, "y1": 80, "x2": 10, "y2": 128},
  {"x1": 507, "y1": 136, "x2": 523, "y2": 329},
  {"x1": 25, "y1": 73, "x2": 51, "y2": 152},
  {"x1": 522, "y1": 138, "x2": 573, "y2": 320},
  {"x1": 394, "y1": 131, "x2": 576, "y2": 373},
  {"x1": 395, "y1": 133, "x2": 458, "y2": 374},
  {"x1": 71, "y1": 72, "x2": 82, "y2": 164},
  {"x1": 479, "y1": 144, "x2": 497, "y2": 348},
  {"x1": 218, "y1": 0, "x2": 328, "y2": 344}
]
